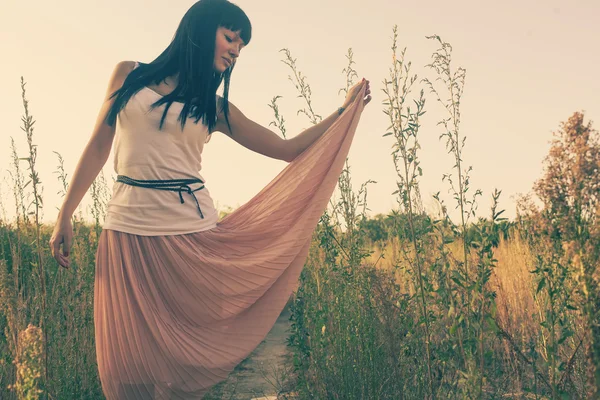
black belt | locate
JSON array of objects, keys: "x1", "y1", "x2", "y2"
[{"x1": 116, "y1": 175, "x2": 206, "y2": 218}]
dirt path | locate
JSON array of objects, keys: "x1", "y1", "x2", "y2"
[{"x1": 204, "y1": 306, "x2": 295, "y2": 400}]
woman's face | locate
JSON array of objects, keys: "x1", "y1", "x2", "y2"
[{"x1": 214, "y1": 26, "x2": 246, "y2": 73}]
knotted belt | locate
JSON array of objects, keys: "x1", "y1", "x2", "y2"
[{"x1": 116, "y1": 175, "x2": 206, "y2": 219}]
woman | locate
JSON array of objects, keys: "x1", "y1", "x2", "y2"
[{"x1": 49, "y1": 0, "x2": 371, "y2": 398}]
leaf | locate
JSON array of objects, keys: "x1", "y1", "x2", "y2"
[
  {"x1": 536, "y1": 278, "x2": 546, "y2": 294},
  {"x1": 486, "y1": 315, "x2": 500, "y2": 333}
]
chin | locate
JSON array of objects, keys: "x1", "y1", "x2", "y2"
[{"x1": 214, "y1": 65, "x2": 228, "y2": 74}]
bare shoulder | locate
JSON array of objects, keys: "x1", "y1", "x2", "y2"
[
  {"x1": 105, "y1": 61, "x2": 138, "y2": 97},
  {"x1": 89, "y1": 61, "x2": 139, "y2": 148},
  {"x1": 113, "y1": 60, "x2": 137, "y2": 81}
]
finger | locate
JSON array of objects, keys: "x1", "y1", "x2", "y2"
[
  {"x1": 58, "y1": 254, "x2": 70, "y2": 269},
  {"x1": 51, "y1": 237, "x2": 69, "y2": 268},
  {"x1": 52, "y1": 237, "x2": 61, "y2": 260},
  {"x1": 63, "y1": 236, "x2": 72, "y2": 257},
  {"x1": 53, "y1": 250, "x2": 66, "y2": 268}
]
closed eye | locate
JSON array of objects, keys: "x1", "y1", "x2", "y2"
[{"x1": 225, "y1": 33, "x2": 245, "y2": 51}]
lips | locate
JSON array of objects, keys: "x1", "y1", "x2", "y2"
[{"x1": 222, "y1": 57, "x2": 232, "y2": 67}]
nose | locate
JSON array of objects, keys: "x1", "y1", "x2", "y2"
[{"x1": 229, "y1": 44, "x2": 241, "y2": 58}]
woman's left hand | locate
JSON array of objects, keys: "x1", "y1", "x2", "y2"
[{"x1": 342, "y1": 78, "x2": 371, "y2": 109}]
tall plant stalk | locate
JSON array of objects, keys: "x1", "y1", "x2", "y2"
[
  {"x1": 383, "y1": 25, "x2": 434, "y2": 398},
  {"x1": 423, "y1": 34, "x2": 485, "y2": 396},
  {"x1": 423, "y1": 35, "x2": 476, "y2": 323},
  {"x1": 19, "y1": 77, "x2": 48, "y2": 397}
]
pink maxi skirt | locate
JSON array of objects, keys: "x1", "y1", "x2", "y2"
[{"x1": 94, "y1": 87, "x2": 366, "y2": 399}]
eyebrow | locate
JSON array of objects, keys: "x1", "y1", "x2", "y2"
[
  {"x1": 226, "y1": 30, "x2": 245, "y2": 45},
  {"x1": 234, "y1": 33, "x2": 246, "y2": 45}
]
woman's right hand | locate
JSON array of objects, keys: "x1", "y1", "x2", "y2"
[
  {"x1": 50, "y1": 215, "x2": 73, "y2": 269},
  {"x1": 342, "y1": 78, "x2": 371, "y2": 109}
]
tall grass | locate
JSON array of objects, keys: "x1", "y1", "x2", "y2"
[
  {"x1": 0, "y1": 78, "x2": 104, "y2": 399},
  {"x1": 0, "y1": 27, "x2": 597, "y2": 400},
  {"x1": 283, "y1": 27, "x2": 598, "y2": 400}
]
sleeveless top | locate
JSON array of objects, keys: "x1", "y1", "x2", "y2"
[{"x1": 102, "y1": 61, "x2": 219, "y2": 235}]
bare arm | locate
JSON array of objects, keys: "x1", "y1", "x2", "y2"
[
  {"x1": 213, "y1": 101, "x2": 343, "y2": 162},
  {"x1": 57, "y1": 60, "x2": 136, "y2": 220},
  {"x1": 212, "y1": 79, "x2": 370, "y2": 162}
]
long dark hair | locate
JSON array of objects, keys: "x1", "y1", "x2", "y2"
[{"x1": 106, "y1": 0, "x2": 251, "y2": 134}]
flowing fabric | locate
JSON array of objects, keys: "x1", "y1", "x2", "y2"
[{"x1": 94, "y1": 86, "x2": 367, "y2": 399}]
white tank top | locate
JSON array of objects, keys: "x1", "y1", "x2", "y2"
[{"x1": 103, "y1": 62, "x2": 219, "y2": 235}]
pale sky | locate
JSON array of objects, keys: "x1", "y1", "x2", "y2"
[{"x1": 1, "y1": 0, "x2": 599, "y2": 224}]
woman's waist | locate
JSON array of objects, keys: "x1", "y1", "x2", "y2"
[
  {"x1": 115, "y1": 174, "x2": 205, "y2": 194},
  {"x1": 113, "y1": 164, "x2": 205, "y2": 182},
  {"x1": 108, "y1": 180, "x2": 216, "y2": 215}
]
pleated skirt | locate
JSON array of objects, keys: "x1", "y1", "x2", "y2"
[{"x1": 94, "y1": 87, "x2": 366, "y2": 399}]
